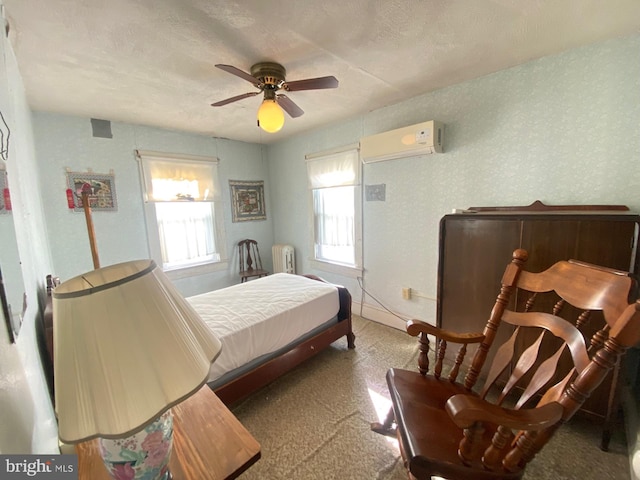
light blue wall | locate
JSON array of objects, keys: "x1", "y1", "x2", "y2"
[
  {"x1": 0, "y1": 8, "x2": 58, "y2": 453},
  {"x1": 0, "y1": 205, "x2": 24, "y2": 311},
  {"x1": 268, "y1": 34, "x2": 640, "y2": 323},
  {"x1": 31, "y1": 113, "x2": 274, "y2": 296}
]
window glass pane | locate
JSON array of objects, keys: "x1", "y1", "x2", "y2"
[
  {"x1": 313, "y1": 186, "x2": 355, "y2": 265},
  {"x1": 155, "y1": 202, "x2": 219, "y2": 268}
]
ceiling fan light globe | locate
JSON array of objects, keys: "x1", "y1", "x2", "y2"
[{"x1": 257, "y1": 100, "x2": 285, "y2": 133}]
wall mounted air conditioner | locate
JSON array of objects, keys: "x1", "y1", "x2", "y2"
[{"x1": 360, "y1": 120, "x2": 444, "y2": 164}]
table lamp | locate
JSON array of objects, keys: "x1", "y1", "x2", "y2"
[{"x1": 52, "y1": 259, "x2": 222, "y2": 480}]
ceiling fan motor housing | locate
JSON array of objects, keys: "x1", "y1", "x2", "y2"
[{"x1": 251, "y1": 62, "x2": 286, "y2": 88}]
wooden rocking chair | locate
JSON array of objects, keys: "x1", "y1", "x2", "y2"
[{"x1": 372, "y1": 248, "x2": 640, "y2": 480}]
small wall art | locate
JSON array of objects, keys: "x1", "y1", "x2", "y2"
[
  {"x1": 229, "y1": 180, "x2": 266, "y2": 222},
  {"x1": 66, "y1": 170, "x2": 118, "y2": 212},
  {"x1": 0, "y1": 168, "x2": 8, "y2": 214},
  {"x1": 0, "y1": 266, "x2": 15, "y2": 342}
]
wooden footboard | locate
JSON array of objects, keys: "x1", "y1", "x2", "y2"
[{"x1": 213, "y1": 277, "x2": 355, "y2": 406}]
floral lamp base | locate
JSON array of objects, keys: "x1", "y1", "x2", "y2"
[{"x1": 99, "y1": 410, "x2": 173, "y2": 480}]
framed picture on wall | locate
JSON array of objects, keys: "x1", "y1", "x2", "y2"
[
  {"x1": 66, "y1": 171, "x2": 118, "y2": 212},
  {"x1": 229, "y1": 180, "x2": 266, "y2": 222},
  {"x1": 0, "y1": 168, "x2": 8, "y2": 214},
  {"x1": 0, "y1": 266, "x2": 15, "y2": 343}
]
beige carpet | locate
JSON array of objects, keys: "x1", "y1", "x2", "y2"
[{"x1": 231, "y1": 315, "x2": 629, "y2": 479}]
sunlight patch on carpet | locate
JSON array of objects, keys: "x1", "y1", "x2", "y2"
[
  {"x1": 368, "y1": 386, "x2": 401, "y2": 449},
  {"x1": 368, "y1": 386, "x2": 391, "y2": 423}
]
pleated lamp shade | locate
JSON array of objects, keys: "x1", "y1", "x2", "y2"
[{"x1": 53, "y1": 259, "x2": 222, "y2": 444}]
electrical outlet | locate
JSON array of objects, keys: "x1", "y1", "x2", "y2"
[{"x1": 402, "y1": 287, "x2": 412, "y2": 300}]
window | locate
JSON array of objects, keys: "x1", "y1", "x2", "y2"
[
  {"x1": 306, "y1": 146, "x2": 362, "y2": 275},
  {"x1": 137, "y1": 150, "x2": 227, "y2": 274}
]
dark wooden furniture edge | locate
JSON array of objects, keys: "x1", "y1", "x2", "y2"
[
  {"x1": 39, "y1": 275, "x2": 58, "y2": 404},
  {"x1": 213, "y1": 275, "x2": 355, "y2": 406},
  {"x1": 43, "y1": 276, "x2": 55, "y2": 362},
  {"x1": 467, "y1": 199, "x2": 629, "y2": 212}
]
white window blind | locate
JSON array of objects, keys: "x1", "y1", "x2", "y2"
[
  {"x1": 306, "y1": 149, "x2": 360, "y2": 189},
  {"x1": 138, "y1": 151, "x2": 220, "y2": 202}
]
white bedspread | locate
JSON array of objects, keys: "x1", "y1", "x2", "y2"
[{"x1": 187, "y1": 273, "x2": 340, "y2": 383}]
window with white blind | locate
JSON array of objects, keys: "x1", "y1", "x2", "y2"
[
  {"x1": 306, "y1": 146, "x2": 362, "y2": 276},
  {"x1": 136, "y1": 150, "x2": 227, "y2": 274}
]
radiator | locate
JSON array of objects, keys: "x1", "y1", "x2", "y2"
[{"x1": 272, "y1": 244, "x2": 295, "y2": 274}]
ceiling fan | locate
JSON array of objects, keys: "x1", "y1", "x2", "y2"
[{"x1": 211, "y1": 62, "x2": 339, "y2": 133}]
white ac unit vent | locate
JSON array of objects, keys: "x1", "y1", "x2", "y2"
[{"x1": 360, "y1": 120, "x2": 444, "y2": 164}]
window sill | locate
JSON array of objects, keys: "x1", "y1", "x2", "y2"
[
  {"x1": 163, "y1": 260, "x2": 229, "y2": 281},
  {"x1": 309, "y1": 259, "x2": 363, "y2": 278}
]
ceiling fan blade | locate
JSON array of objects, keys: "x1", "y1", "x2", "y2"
[
  {"x1": 277, "y1": 95, "x2": 304, "y2": 118},
  {"x1": 284, "y1": 75, "x2": 339, "y2": 92},
  {"x1": 211, "y1": 91, "x2": 259, "y2": 107},
  {"x1": 215, "y1": 64, "x2": 260, "y2": 85}
]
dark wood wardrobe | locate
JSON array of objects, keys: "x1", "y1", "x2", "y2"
[{"x1": 436, "y1": 201, "x2": 640, "y2": 449}]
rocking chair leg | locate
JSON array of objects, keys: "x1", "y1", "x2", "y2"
[{"x1": 371, "y1": 407, "x2": 397, "y2": 437}]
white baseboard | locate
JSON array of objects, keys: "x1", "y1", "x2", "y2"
[
  {"x1": 352, "y1": 301, "x2": 435, "y2": 331},
  {"x1": 352, "y1": 301, "x2": 405, "y2": 330}
]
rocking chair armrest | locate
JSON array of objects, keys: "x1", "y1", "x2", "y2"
[
  {"x1": 445, "y1": 394, "x2": 563, "y2": 431},
  {"x1": 406, "y1": 319, "x2": 485, "y2": 344}
]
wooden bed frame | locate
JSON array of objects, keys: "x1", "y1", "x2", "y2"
[
  {"x1": 212, "y1": 274, "x2": 355, "y2": 405},
  {"x1": 41, "y1": 273, "x2": 355, "y2": 407}
]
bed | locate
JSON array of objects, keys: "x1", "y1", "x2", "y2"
[
  {"x1": 190, "y1": 272, "x2": 355, "y2": 405},
  {"x1": 41, "y1": 271, "x2": 355, "y2": 407}
]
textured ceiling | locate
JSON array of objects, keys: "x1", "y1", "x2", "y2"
[{"x1": 3, "y1": 0, "x2": 640, "y2": 144}]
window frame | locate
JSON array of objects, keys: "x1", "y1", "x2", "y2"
[
  {"x1": 306, "y1": 144, "x2": 362, "y2": 278},
  {"x1": 136, "y1": 150, "x2": 228, "y2": 279}
]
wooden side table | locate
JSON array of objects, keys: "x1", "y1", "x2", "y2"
[{"x1": 76, "y1": 386, "x2": 261, "y2": 479}]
